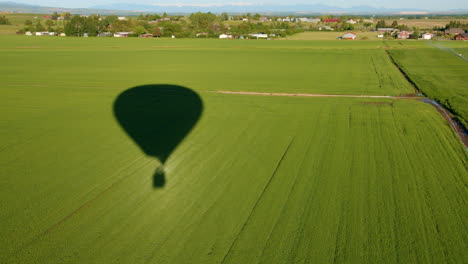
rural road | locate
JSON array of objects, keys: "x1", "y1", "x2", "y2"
[{"x1": 214, "y1": 90, "x2": 468, "y2": 149}]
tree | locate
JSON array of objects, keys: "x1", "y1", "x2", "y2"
[
  {"x1": 391, "y1": 20, "x2": 398, "y2": 28},
  {"x1": 64, "y1": 15, "x2": 87, "y2": 36},
  {"x1": 62, "y1": 12, "x2": 71, "y2": 20},
  {"x1": 35, "y1": 21, "x2": 46, "y2": 32},
  {"x1": 189, "y1": 12, "x2": 217, "y2": 31},
  {"x1": 0, "y1": 16, "x2": 11, "y2": 25},
  {"x1": 45, "y1": 20, "x2": 54, "y2": 27},
  {"x1": 375, "y1": 20, "x2": 387, "y2": 29},
  {"x1": 153, "y1": 26, "x2": 161, "y2": 37},
  {"x1": 220, "y1": 12, "x2": 229, "y2": 21},
  {"x1": 25, "y1": 19, "x2": 33, "y2": 26},
  {"x1": 343, "y1": 23, "x2": 354, "y2": 30},
  {"x1": 134, "y1": 25, "x2": 146, "y2": 35},
  {"x1": 51, "y1": 12, "x2": 59, "y2": 20},
  {"x1": 105, "y1": 15, "x2": 119, "y2": 25},
  {"x1": 253, "y1": 13, "x2": 261, "y2": 20}
]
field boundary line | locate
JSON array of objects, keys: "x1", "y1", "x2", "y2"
[
  {"x1": 213, "y1": 90, "x2": 420, "y2": 99},
  {"x1": 220, "y1": 136, "x2": 295, "y2": 264}
]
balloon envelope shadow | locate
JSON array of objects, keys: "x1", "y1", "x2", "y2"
[{"x1": 113, "y1": 85, "x2": 203, "y2": 188}]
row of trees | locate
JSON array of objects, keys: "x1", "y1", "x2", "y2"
[
  {"x1": 0, "y1": 16, "x2": 11, "y2": 25},
  {"x1": 445, "y1": 20, "x2": 468, "y2": 30},
  {"x1": 51, "y1": 12, "x2": 72, "y2": 20},
  {"x1": 23, "y1": 12, "x2": 382, "y2": 38},
  {"x1": 375, "y1": 20, "x2": 409, "y2": 31}
]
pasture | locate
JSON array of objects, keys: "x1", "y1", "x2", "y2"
[{"x1": 0, "y1": 36, "x2": 467, "y2": 264}]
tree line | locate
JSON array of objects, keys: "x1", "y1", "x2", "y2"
[{"x1": 0, "y1": 16, "x2": 11, "y2": 25}]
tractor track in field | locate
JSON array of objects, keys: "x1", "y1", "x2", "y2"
[
  {"x1": 214, "y1": 91, "x2": 468, "y2": 149},
  {"x1": 6, "y1": 157, "x2": 147, "y2": 261},
  {"x1": 220, "y1": 136, "x2": 295, "y2": 264}
]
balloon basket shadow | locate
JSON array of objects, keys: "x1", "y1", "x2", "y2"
[{"x1": 153, "y1": 166, "x2": 166, "y2": 188}]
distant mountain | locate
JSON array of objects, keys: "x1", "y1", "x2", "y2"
[
  {"x1": 0, "y1": 1, "x2": 467, "y2": 15},
  {"x1": 0, "y1": 1, "x2": 134, "y2": 15}
]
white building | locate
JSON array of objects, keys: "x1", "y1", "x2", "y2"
[
  {"x1": 114, "y1": 32, "x2": 133, "y2": 37},
  {"x1": 219, "y1": 34, "x2": 233, "y2": 39},
  {"x1": 342, "y1": 32, "x2": 357, "y2": 39},
  {"x1": 25, "y1": 31, "x2": 32, "y2": 36},
  {"x1": 118, "y1": 17, "x2": 127, "y2": 21},
  {"x1": 35, "y1": 32, "x2": 49, "y2": 36},
  {"x1": 298, "y1": 18, "x2": 320, "y2": 23},
  {"x1": 249, "y1": 33, "x2": 268, "y2": 39},
  {"x1": 422, "y1": 33, "x2": 434, "y2": 40},
  {"x1": 346, "y1": 19, "x2": 357, "y2": 24},
  {"x1": 60, "y1": 33, "x2": 66, "y2": 37},
  {"x1": 48, "y1": 32, "x2": 56, "y2": 36}
]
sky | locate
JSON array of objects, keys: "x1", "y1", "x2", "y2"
[{"x1": 10, "y1": 0, "x2": 468, "y2": 10}]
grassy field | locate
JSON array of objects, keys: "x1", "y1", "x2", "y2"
[
  {"x1": 1, "y1": 36, "x2": 467, "y2": 263},
  {"x1": 0, "y1": 13, "x2": 49, "y2": 35},
  {"x1": 387, "y1": 41, "x2": 468, "y2": 127},
  {"x1": 1, "y1": 36, "x2": 414, "y2": 96},
  {"x1": 384, "y1": 19, "x2": 468, "y2": 30}
]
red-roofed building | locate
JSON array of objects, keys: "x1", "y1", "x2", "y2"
[
  {"x1": 324, "y1": 18, "x2": 340, "y2": 23},
  {"x1": 342, "y1": 32, "x2": 357, "y2": 39}
]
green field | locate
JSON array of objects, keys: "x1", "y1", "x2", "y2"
[
  {"x1": 1, "y1": 36, "x2": 467, "y2": 263},
  {"x1": 387, "y1": 41, "x2": 468, "y2": 127}
]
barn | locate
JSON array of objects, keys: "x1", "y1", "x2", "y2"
[
  {"x1": 398, "y1": 31, "x2": 411, "y2": 39},
  {"x1": 342, "y1": 32, "x2": 357, "y2": 40},
  {"x1": 455, "y1": 33, "x2": 468, "y2": 40}
]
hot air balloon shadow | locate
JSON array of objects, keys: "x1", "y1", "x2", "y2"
[{"x1": 113, "y1": 85, "x2": 203, "y2": 188}]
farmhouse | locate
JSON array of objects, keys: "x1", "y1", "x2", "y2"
[
  {"x1": 422, "y1": 33, "x2": 434, "y2": 40},
  {"x1": 219, "y1": 34, "x2": 233, "y2": 39},
  {"x1": 445, "y1": 28, "x2": 464, "y2": 35},
  {"x1": 35, "y1": 31, "x2": 49, "y2": 36},
  {"x1": 398, "y1": 31, "x2": 411, "y2": 39},
  {"x1": 455, "y1": 33, "x2": 468, "y2": 40},
  {"x1": 342, "y1": 32, "x2": 357, "y2": 39},
  {"x1": 114, "y1": 32, "x2": 133, "y2": 37},
  {"x1": 98, "y1": 32, "x2": 112, "y2": 37},
  {"x1": 298, "y1": 18, "x2": 320, "y2": 23},
  {"x1": 117, "y1": 17, "x2": 127, "y2": 21},
  {"x1": 324, "y1": 18, "x2": 340, "y2": 23},
  {"x1": 320, "y1": 26, "x2": 333, "y2": 31},
  {"x1": 249, "y1": 33, "x2": 268, "y2": 39},
  {"x1": 139, "y1": 34, "x2": 154, "y2": 38},
  {"x1": 25, "y1": 31, "x2": 32, "y2": 35},
  {"x1": 346, "y1": 19, "x2": 357, "y2": 24}
]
